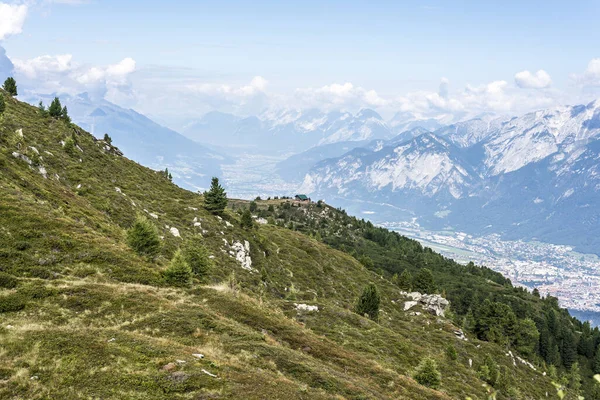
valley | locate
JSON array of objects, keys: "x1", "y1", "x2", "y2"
[{"x1": 381, "y1": 219, "x2": 600, "y2": 322}]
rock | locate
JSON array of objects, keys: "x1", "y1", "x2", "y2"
[
  {"x1": 468, "y1": 358, "x2": 472, "y2": 368},
  {"x1": 295, "y1": 303, "x2": 319, "y2": 312},
  {"x1": 231, "y1": 240, "x2": 254, "y2": 271},
  {"x1": 162, "y1": 362, "x2": 177, "y2": 371},
  {"x1": 401, "y1": 292, "x2": 449, "y2": 317},
  {"x1": 201, "y1": 369, "x2": 217, "y2": 378},
  {"x1": 169, "y1": 371, "x2": 189, "y2": 382},
  {"x1": 38, "y1": 166, "x2": 47, "y2": 179},
  {"x1": 16, "y1": 128, "x2": 23, "y2": 137},
  {"x1": 454, "y1": 329, "x2": 468, "y2": 341},
  {"x1": 225, "y1": 221, "x2": 233, "y2": 228},
  {"x1": 256, "y1": 218, "x2": 268, "y2": 225},
  {"x1": 115, "y1": 187, "x2": 122, "y2": 194},
  {"x1": 12, "y1": 152, "x2": 32, "y2": 165},
  {"x1": 170, "y1": 227, "x2": 181, "y2": 237},
  {"x1": 107, "y1": 338, "x2": 116, "y2": 342},
  {"x1": 192, "y1": 353, "x2": 204, "y2": 359}
]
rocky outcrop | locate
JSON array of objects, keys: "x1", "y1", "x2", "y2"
[{"x1": 401, "y1": 291, "x2": 449, "y2": 317}]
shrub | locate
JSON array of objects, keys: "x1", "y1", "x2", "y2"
[
  {"x1": 17, "y1": 284, "x2": 56, "y2": 299},
  {"x1": 182, "y1": 236, "x2": 212, "y2": 280},
  {"x1": 249, "y1": 201, "x2": 258, "y2": 212},
  {"x1": 0, "y1": 272, "x2": 18, "y2": 289},
  {"x1": 127, "y1": 215, "x2": 161, "y2": 257},
  {"x1": 355, "y1": 283, "x2": 380, "y2": 320},
  {"x1": 445, "y1": 344, "x2": 458, "y2": 361},
  {"x1": 3, "y1": 77, "x2": 17, "y2": 96},
  {"x1": 163, "y1": 249, "x2": 193, "y2": 287},
  {"x1": 64, "y1": 137, "x2": 76, "y2": 156},
  {"x1": 203, "y1": 177, "x2": 227, "y2": 214},
  {"x1": 413, "y1": 357, "x2": 441, "y2": 389},
  {"x1": 240, "y1": 209, "x2": 253, "y2": 229},
  {"x1": 0, "y1": 93, "x2": 5, "y2": 115},
  {"x1": 0, "y1": 293, "x2": 26, "y2": 313}
]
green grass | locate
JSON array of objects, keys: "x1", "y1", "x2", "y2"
[{"x1": 0, "y1": 91, "x2": 561, "y2": 399}]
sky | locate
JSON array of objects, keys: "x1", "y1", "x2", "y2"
[{"x1": 1, "y1": 0, "x2": 600, "y2": 126}]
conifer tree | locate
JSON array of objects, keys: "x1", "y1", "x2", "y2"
[
  {"x1": 61, "y1": 106, "x2": 71, "y2": 123},
  {"x1": 37, "y1": 101, "x2": 47, "y2": 116},
  {"x1": 413, "y1": 357, "x2": 441, "y2": 389},
  {"x1": 127, "y1": 215, "x2": 161, "y2": 257},
  {"x1": 48, "y1": 97, "x2": 63, "y2": 118},
  {"x1": 103, "y1": 133, "x2": 112, "y2": 144},
  {"x1": 164, "y1": 249, "x2": 193, "y2": 287},
  {"x1": 203, "y1": 177, "x2": 227, "y2": 214},
  {"x1": 412, "y1": 268, "x2": 435, "y2": 293},
  {"x1": 355, "y1": 283, "x2": 380, "y2": 320},
  {"x1": 3, "y1": 77, "x2": 17, "y2": 96},
  {"x1": 0, "y1": 94, "x2": 5, "y2": 115},
  {"x1": 396, "y1": 269, "x2": 413, "y2": 291},
  {"x1": 594, "y1": 345, "x2": 600, "y2": 374},
  {"x1": 240, "y1": 209, "x2": 253, "y2": 229},
  {"x1": 182, "y1": 236, "x2": 212, "y2": 280}
]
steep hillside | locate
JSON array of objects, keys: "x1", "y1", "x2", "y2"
[
  {"x1": 26, "y1": 93, "x2": 230, "y2": 191},
  {"x1": 0, "y1": 92, "x2": 590, "y2": 399}
]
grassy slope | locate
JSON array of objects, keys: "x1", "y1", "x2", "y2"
[{"x1": 0, "y1": 92, "x2": 555, "y2": 399}]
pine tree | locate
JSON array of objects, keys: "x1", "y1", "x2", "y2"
[
  {"x1": 0, "y1": 94, "x2": 5, "y2": 115},
  {"x1": 37, "y1": 101, "x2": 47, "y2": 116},
  {"x1": 48, "y1": 97, "x2": 63, "y2": 118},
  {"x1": 514, "y1": 318, "x2": 539, "y2": 356},
  {"x1": 203, "y1": 177, "x2": 227, "y2": 214},
  {"x1": 594, "y1": 345, "x2": 600, "y2": 374},
  {"x1": 249, "y1": 201, "x2": 258, "y2": 212},
  {"x1": 413, "y1": 357, "x2": 441, "y2": 389},
  {"x1": 103, "y1": 133, "x2": 112, "y2": 144},
  {"x1": 412, "y1": 268, "x2": 435, "y2": 293},
  {"x1": 61, "y1": 106, "x2": 71, "y2": 123},
  {"x1": 240, "y1": 209, "x2": 253, "y2": 229},
  {"x1": 355, "y1": 283, "x2": 380, "y2": 320},
  {"x1": 127, "y1": 215, "x2": 161, "y2": 257},
  {"x1": 396, "y1": 269, "x2": 412, "y2": 291},
  {"x1": 532, "y1": 288, "x2": 540, "y2": 297},
  {"x1": 182, "y1": 236, "x2": 212, "y2": 281},
  {"x1": 164, "y1": 249, "x2": 193, "y2": 287},
  {"x1": 3, "y1": 77, "x2": 17, "y2": 96}
]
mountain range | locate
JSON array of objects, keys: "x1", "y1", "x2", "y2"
[{"x1": 300, "y1": 100, "x2": 600, "y2": 255}]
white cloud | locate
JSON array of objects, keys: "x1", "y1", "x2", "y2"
[
  {"x1": 571, "y1": 58, "x2": 600, "y2": 87},
  {"x1": 12, "y1": 53, "x2": 137, "y2": 101},
  {"x1": 293, "y1": 82, "x2": 387, "y2": 110},
  {"x1": 0, "y1": 3, "x2": 28, "y2": 40},
  {"x1": 514, "y1": 70, "x2": 552, "y2": 89}
]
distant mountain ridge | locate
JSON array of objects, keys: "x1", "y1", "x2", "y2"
[{"x1": 301, "y1": 99, "x2": 600, "y2": 254}]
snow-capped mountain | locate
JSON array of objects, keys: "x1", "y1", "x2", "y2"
[
  {"x1": 25, "y1": 93, "x2": 230, "y2": 191},
  {"x1": 181, "y1": 108, "x2": 394, "y2": 154},
  {"x1": 302, "y1": 100, "x2": 600, "y2": 255}
]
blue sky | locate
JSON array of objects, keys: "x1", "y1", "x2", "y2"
[{"x1": 1, "y1": 0, "x2": 600, "y2": 123}]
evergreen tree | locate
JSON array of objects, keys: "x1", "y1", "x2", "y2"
[
  {"x1": 163, "y1": 249, "x2": 193, "y2": 287},
  {"x1": 0, "y1": 94, "x2": 5, "y2": 115},
  {"x1": 413, "y1": 357, "x2": 441, "y2": 389},
  {"x1": 594, "y1": 344, "x2": 600, "y2": 374},
  {"x1": 48, "y1": 97, "x2": 63, "y2": 118},
  {"x1": 240, "y1": 209, "x2": 253, "y2": 229},
  {"x1": 355, "y1": 283, "x2": 380, "y2": 320},
  {"x1": 203, "y1": 177, "x2": 227, "y2": 214},
  {"x1": 412, "y1": 268, "x2": 435, "y2": 293},
  {"x1": 514, "y1": 318, "x2": 540, "y2": 356},
  {"x1": 478, "y1": 354, "x2": 500, "y2": 386},
  {"x1": 445, "y1": 344, "x2": 458, "y2": 361},
  {"x1": 61, "y1": 106, "x2": 71, "y2": 123},
  {"x1": 182, "y1": 236, "x2": 212, "y2": 281},
  {"x1": 37, "y1": 101, "x2": 47, "y2": 116},
  {"x1": 63, "y1": 137, "x2": 76, "y2": 156},
  {"x1": 3, "y1": 77, "x2": 17, "y2": 96},
  {"x1": 127, "y1": 215, "x2": 161, "y2": 257},
  {"x1": 532, "y1": 287, "x2": 540, "y2": 297},
  {"x1": 103, "y1": 133, "x2": 112, "y2": 144},
  {"x1": 562, "y1": 332, "x2": 578, "y2": 369},
  {"x1": 249, "y1": 201, "x2": 258, "y2": 212},
  {"x1": 396, "y1": 269, "x2": 413, "y2": 291}
]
